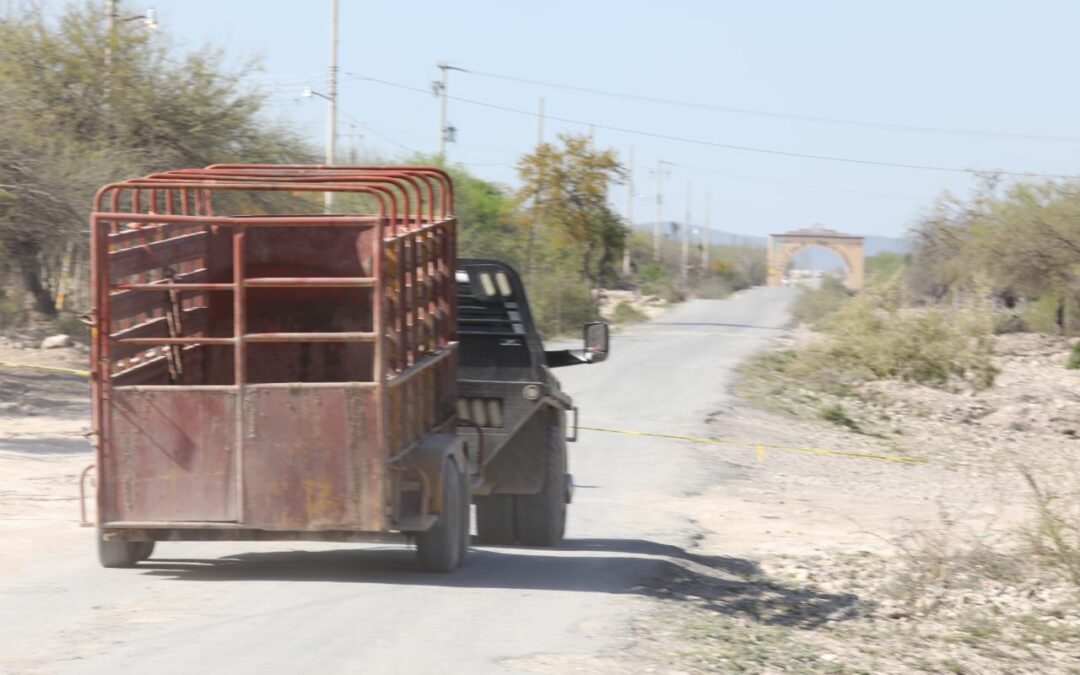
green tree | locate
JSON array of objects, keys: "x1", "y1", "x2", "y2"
[
  {"x1": 0, "y1": 2, "x2": 311, "y2": 321},
  {"x1": 401, "y1": 154, "x2": 520, "y2": 264},
  {"x1": 865, "y1": 251, "x2": 907, "y2": 280},
  {"x1": 515, "y1": 133, "x2": 627, "y2": 288},
  {"x1": 908, "y1": 178, "x2": 1080, "y2": 333}
]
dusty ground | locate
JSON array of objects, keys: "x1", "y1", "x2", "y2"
[
  {"x1": 4, "y1": 322, "x2": 1080, "y2": 673},
  {"x1": 0, "y1": 337, "x2": 93, "y2": 575},
  {"x1": 599, "y1": 288, "x2": 671, "y2": 321},
  {"x1": 588, "y1": 331, "x2": 1080, "y2": 674}
]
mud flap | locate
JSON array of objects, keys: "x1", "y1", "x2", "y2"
[{"x1": 399, "y1": 433, "x2": 468, "y2": 520}]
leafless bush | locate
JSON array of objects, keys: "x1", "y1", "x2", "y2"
[{"x1": 1019, "y1": 467, "x2": 1080, "y2": 587}]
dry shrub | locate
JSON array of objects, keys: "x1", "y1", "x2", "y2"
[
  {"x1": 879, "y1": 506, "x2": 1026, "y2": 618},
  {"x1": 791, "y1": 276, "x2": 851, "y2": 328},
  {"x1": 1019, "y1": 467, "x2": 1080, "y2": 586},
  {"x1": 792, "y1": 278, "x2": 998, "y2": 390},
  {"x1": 610, "y1": 301, "x2": 647, "y2": 324}
]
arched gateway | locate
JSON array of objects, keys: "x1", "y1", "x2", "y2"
[{"x1": 766, "y1": 226, "x2": 865, "y2": 291}]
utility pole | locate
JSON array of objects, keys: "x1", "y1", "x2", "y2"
[
  {"x1": 525, "y1": 97, "x2": 545, "y2": 279},
  {"x1": 681, "y1": 180, "x2": 691, "y2": 283},
  {"x1": 622, "y1": 145, "x2": 634, "y2": 277},
  {"x1": 537, "y1": 96, "x2": 545, "y2": 146},
  {"x1": 651, "y1": 160, "x2": 671, "y2": 262},
  {"x1": 103, "y1": 1, "x2": 156, "y2": 132},
  {"x1": 104, "y1": 0, "x2": 118, "y2": 107},
  {"x1": 345, "y1": 123, "x2": 363, "y2": 163},
  {"x1": 434, "y1": 62, "x2": 466, "y2": 161},
  {"x1": 702, "y1": 191, "x2": 711, "y2": 274},
  {"x1": 436, "y1": 62, "x2": 449, "y2": 160},
  {"x1": 324, "y1": 0, "x2": 339, "y2": 212}
]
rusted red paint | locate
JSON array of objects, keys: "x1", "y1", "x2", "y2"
[
  {"x1": 90, "y1": 166, "x2": 458, "y2": 539},
  {"x1": 106, "y1": 387, "x2": 237, "y2": 522},
  {"x1": 242, "y1": 385, "x2": 384, "y2": 531}
]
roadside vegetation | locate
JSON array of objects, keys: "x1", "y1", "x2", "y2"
[
  {"x1": 700, "y1": 177, "x2": 1080, "y2": 673},
  {"x1": 790, "y1": 276, "x2": 851, "y2": 327},
  {"x1": 0, "y1": 3, "x2": 764, "y2": 341},
  {"x1": 0, "y1": 3, "x2": 313, "y2": 334}
]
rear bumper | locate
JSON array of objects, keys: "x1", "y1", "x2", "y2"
[{"x1": 100, "y1": 516, "x2": 437, "y2": 542}]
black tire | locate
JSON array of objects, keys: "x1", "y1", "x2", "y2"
[
  {"x1": 416, "y1": 458, "x2": 468, "y2": 572},
  {"x1": 514, "y1": 420, "x2": 567, "y2": 547},
  {"x1": 474, "y1": 494, "x2": 515, "y2": 545},
  {"x1": 97, "y1": 530, "x2": 145, "y2": 568},
  {"x1": 136, "y1": 541, "x2": 156, "y2": 561},
  {"x1": 456, "y1": 469, "x2": 471, "y2": 566}
]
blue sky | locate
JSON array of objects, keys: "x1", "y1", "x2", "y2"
[{"x1": 107, "y1": 1, "x2": 1080, "y2": 238}]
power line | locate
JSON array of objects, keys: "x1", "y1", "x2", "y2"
[
  {"x1": 671, "y1": 163, "x2": 922, "y2": 200},
  {"x1": 331, "y1": 103, "x2": 421, "y2": 154},
  {"x1": 346, "y1": 74, "x2": 1078, "y2": 180},
  {"x1": 463, "y1": 69, "x2": 1080, "y2": 144}
]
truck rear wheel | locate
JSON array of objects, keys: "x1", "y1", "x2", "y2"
[
  {"x1": 136, "y1": 541, "x2": 156, "y2": 561},
  {"x1": 416, "y1": 458, "x2": 469, "y2": 572},
  {"x1": 475, "y1": 494, "x2": 515, "y2": 545},
  {"x1": 513, "y1": 422, "x2": 567, "y2": 547},
  {"x1": 98, "y1": 530, "x2": 147, "y2": 568}
]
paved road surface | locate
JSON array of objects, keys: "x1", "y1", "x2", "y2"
[{"x1": 0, "y1": 287, "x2": 794, "y2": 674}]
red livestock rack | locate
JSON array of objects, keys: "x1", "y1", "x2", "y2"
[{"x1": 88, "y1": 165, "x2": 471, "y2": 571}]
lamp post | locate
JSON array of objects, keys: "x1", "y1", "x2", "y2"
[
  {"x1": 103, "y1": 2, "x2": 157, "y2": 116},
  {"x1": 301, "y1": 1, "x2": 339, "y2": 212},
  {"x1": 324, "y1": 0, "x2": 339, "y2": 211},
  {"x1": 302, "y1": 87, "x2": 337, "y2": 211}
]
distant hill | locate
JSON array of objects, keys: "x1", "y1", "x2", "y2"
[{"x1": 630, "y1": 223, "x2": 909, "y2": 270}]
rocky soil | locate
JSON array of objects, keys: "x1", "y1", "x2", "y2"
[
  {"x1": 0, "y1": 335, "x2": 93, "y2": 575},
  {"x1": 599, "y1": 288, "x2": 671, "y2": 321},
  {"x1": 4, "y1": 326, "x2": 1080, "y2": 672},
  {"x1": 597, "y1": 331, "x2": 1080, "y2": 674}
]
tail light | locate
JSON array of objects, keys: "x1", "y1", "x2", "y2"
[{"x1": 457, "y1": 398, "x2": 503, "y2": 428}]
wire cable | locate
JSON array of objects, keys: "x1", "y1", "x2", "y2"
[
  {"x1": 463, "y1": 69, "x2": 1080, "y2": 144},
  {"x1": 346, "y1": 74, "x2": 1078, "y2": 179}
]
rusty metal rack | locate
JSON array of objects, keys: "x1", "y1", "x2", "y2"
[{"x1": 89, "y1": 165, "x2": 459, "y2": 535}]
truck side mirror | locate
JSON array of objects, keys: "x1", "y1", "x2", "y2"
[{"x1": 584, "y1": 322, "x2": 609, "y2": 362}]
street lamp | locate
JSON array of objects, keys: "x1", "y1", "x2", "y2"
[
  {"x1": 302, "y1": 0, "x2": 339, "y2": 212},
  {"x1": 102, "y1": 3, "x2": 157, "y2": 127},
  {"x1": 119, "y1": 7, "x2": 157, "y2": 29},
  {"x1": 301, "y1": 86, "x2": 337, "y2": 211}
]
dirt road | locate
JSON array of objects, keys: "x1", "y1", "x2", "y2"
[{"x1": 0, "y1": 288, "x2": 798, "y2": 674}]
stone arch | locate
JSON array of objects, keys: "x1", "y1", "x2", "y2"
[{"x1": 766, "y1": 226, "x2": 864, "y2": 291}]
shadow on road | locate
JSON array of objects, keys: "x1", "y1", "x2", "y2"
[
  {"x1": 0, "y1": 437, "x2": 90, "y2": 454},
  {"x1": 137, "y1": 537, "x2": 860, "y2": 629},
  {"x1": 1, "y1": 367, "x2": 89, "y2": 421}
]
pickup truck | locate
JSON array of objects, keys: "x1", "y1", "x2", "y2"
[{"x1": 86, "y1": 165, "x2": 607, "y2": 572}]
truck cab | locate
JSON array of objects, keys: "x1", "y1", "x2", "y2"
[{"x1": 455, "y1": 259, "x2": 608, "y2": 546}]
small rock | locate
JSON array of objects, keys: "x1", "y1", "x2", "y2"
[{"x1": 40, "y1": 334, "x2": 72, "y2": 349}]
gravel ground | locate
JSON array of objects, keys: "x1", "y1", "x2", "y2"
[
  {"x1": 591, "y1": 330, "x2": 1080, "y2": 674},
  {"x1": 4, "y1": 326, "x2": 1080, "y2": 673}
]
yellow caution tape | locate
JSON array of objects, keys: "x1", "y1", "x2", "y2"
[
  {"x1": 578, "y1": 425, "x2": 924, "y2": 464},
  {"x1": 0, "y1": 360, "x2": 91, "y2": 378},
  {"x1": 0, "y1": 363, "x2": 925, "y2": 465}
]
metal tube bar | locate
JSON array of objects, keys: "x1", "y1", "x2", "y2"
[
  {"x1": 111, "y1": 283, "x2": 233, "y2": 291},
  {"x1": 232, "y1": 227, "x2": 246, "y2": 522},
  {"x1": 112, "y1": 337, "x2": 233, "y2": 345},
  {"x1": 92, "y1": 213, "x2": 381, "y2": 227},
  {"x1": 243, "y1": 332, "x2": 377, "y2": 343},
  {"x1": 243, "y1": 277, "x2": 376, "y2": 288}
]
